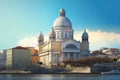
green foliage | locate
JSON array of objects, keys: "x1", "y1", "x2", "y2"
[{"x1": 37, "y1": 62, "x2": 43, "y2": 65}]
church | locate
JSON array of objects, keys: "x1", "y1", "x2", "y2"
[{"x1": 38, "y1": 9, "x2": 89, "y2": 68}]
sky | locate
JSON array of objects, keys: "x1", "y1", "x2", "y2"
[{"x1": 0, "y1": 0, "x2": 120, "y2": 51}]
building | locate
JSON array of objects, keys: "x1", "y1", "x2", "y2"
[
  {"x1": 90, "y1": 47, "x2": 120, "y2": 58},
  {"x1": 0, "y1": 50, "x2": 7, "y2": 69},
  {"x1": 31, "y1": 50, "x2": 40, "y2": 64},
  {"x1": 100, "y1": 47, "x2": 120, "y2": 55},
  {"x1": 24, "y1": 47, "x2": 40, "y2": 65},
  {"x1": 38, "y1": 9, "x2": 89, "y2": 68},
  {"x1": 27, "y1": 47, "x2": 35, "y2": 54},
  {"x1": 4, "y1": 46, "x2": 32, "y2": 69},
  {"x1": 0, "y1": 52, "x2": 5, "y2": 69}
]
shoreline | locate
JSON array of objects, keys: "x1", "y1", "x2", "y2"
[
  {"x1": 0, "y1": 73, "x2": 101, "y2": 74},
  {"x1": 0, "y1": 71, "x2": 100, "y2": 74}
]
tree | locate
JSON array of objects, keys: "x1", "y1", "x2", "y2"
[{"x1": 37, "y1": 62, "x2": 43, "y2": 65}]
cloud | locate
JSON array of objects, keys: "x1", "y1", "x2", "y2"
[
  {"x1": 0, "y1": 51, "x2": 3, "y2": 53},
  {"x1": 17, "y1": 35, "x2": 49, "y2": 49},
  {"x1": 74, "y1": 29, "x2": 120, "y2": 50},
  {"x1": 17, "y1": 36, "x2": 38, "y2": 48},
  {"x1": 17, "y1": 29, "x2": 120, "y2": 51}
]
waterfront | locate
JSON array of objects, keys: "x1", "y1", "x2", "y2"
[{"x1": 0, "y1": 74, "x2": 120, "y2": 80}]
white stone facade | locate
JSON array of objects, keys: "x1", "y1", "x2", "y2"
[{"x1": 38, "y1": 9, "x2": 89, "y2": 68}]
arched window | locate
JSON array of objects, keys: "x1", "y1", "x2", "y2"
[
  {"x1": 61, "y1": 32, "x2": 63, "y2": 38},
  {"x1": 65, "y1": 32, "x2": 67, "y2": 39},
  {"x1": 65, "y1": 44, "x2": 77, "y2": 49}
]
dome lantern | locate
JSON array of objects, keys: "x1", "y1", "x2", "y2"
[{"x1": 60, "y1": 8, "x2": 66, "y2": 17}]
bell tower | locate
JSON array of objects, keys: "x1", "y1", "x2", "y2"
[
  {"x1": 80, "y1": 29, "x2": 89, "y2": 56},
  {"x1": 38, "y1": 32, "x2": 44, "y2": 52},
  {"x1": 49, "y1": 27, "x2": 56, "y2": 41}
]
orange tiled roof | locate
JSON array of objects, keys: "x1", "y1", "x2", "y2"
[{"x1": 34, "y1": 50, "x2": 38, "y2": 54}]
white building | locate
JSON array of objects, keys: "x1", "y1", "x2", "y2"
[
  {"x1": 100, "y1": 47, "x2": 120, "y2": 55},
  {"x1": 38, "y1": 9, "x2": 89, "y2": 68},
  {"x1": 4, "y1": 46, "x2": 32, "y2": 69},
  {"x1": 0, "y1": 51, "x2": 7, "y2": 69}
]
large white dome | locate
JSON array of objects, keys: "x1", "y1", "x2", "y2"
[
  {"x1": 53, "y1": 9, "x2": 72, "y2": 28},
  {"x1": 53, "y1": 16, "x2": 72, "y2": 27},
  {"x1": 51, "y1": 9, "x2": 74, "y2": 41}
]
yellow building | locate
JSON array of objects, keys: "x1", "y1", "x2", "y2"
[{"x1": 31, "y1": 50, "x2": 40, "y2": 64}]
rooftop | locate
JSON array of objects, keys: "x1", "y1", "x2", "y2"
[{"x1": 13, "y1": 46, "x2": 29, "y2": 50}]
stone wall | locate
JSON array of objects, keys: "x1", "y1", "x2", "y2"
[{"x1": 51, "y1": 41, "x2": 61, "y2": 52}]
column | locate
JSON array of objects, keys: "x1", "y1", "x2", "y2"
[
  {"x1": 68, "y1": 52, "x2": 70, "y2": 59},
  {"x1": 59, "y1": 31, "x2": 61, "y2": 39},
  {"x1": 74, "y1": 53, "x2": 76, "y2": 59}
]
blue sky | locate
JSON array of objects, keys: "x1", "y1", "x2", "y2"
[{"x1": 0, "y1": 0, "x2": 120, "y2": 50}]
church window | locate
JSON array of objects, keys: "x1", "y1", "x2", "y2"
[
  {"x1": 68, "y1": 32, "x2": 70, "y2": 39},
  {"x1": 65, "y1": 33, "x2": 67, "y2": 39},
  {"x1": 64, "y1": 53, "x2": 68, "y2": 58},
  {"x1": 70, "y1": 53, "x2": 73, "y2": 59},
  {"x1": 85, "y1": 38, "x2": 88, "y2": 41},
  {"x1": 61, "y1": 32, "x2": 63, "y2": 38},
  {"x1": 63, "y1": 32, "x2": 65, "y2": 38},
  {"x1": 76, "y1": 53, "x2": 79, "y2": 58},
  {"x1": 67, "y1": 32, "x2": 69, "y2": 39},
  {"x1": 53, "y1": 36, "x2": 55, "y2": 39},
  {"x1": 65, "y1": 44, "x2": 77, "y2": 49}
]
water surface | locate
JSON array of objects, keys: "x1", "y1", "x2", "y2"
[{"x1": 0, "y1": 74, "x2": 119, "y2": 80}]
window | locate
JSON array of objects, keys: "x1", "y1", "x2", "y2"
[
  {"x1": 76, "y1": 53, "x2": 79, "y2": 58},
  {"x1": 61, "y1": 32, "x2": 63, "y2": 38},
  {"x1": 65, "y1": 44, "x2": 77, "y2": 49},
  {"x1": 65, "y1": 33, "x2": 67, "y2": 39},
  {"x1": 70, "y1": 53, "x2": 73, "y2": 59},
  {"x1": 65, "y1": 53, "x2": 68, "y2": 56}
]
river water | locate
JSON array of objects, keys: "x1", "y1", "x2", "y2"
[{"x1": 0, "y1": 74, "x2": 119, "y2": 80}]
